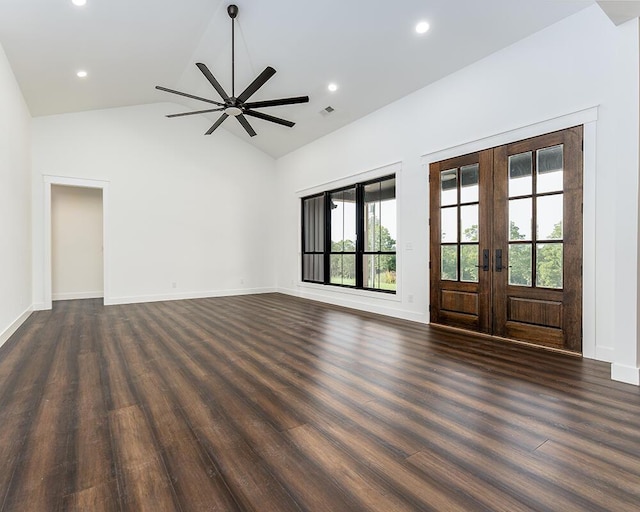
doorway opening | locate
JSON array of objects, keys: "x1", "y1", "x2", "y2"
[
  {"x1": 51, "y1": 185, "x2": 104, "y2": 301},
  {"x1": 43, "y1": 176, "x2": 109, "y2": 309}
]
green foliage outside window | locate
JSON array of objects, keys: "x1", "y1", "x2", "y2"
[
  {"x1": 460, "y1": 246, "x2": 478, "y2": 282},
  {"x1": 440, "y1": 221, "x2": 562, "y2": 288},
  {"x1": 330, "y1": 239, "x2": 356, "y2": 285},
  {"x1": 536, "y1": 223, "x2": 563, "y2": 288},
  {"x1": 331, "y1": 220, "x2": 396, "y2": 289}
]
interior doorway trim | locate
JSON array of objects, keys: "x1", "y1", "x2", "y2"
[
  {"x1": 421, "y1": 106, "x2": 598, "y2": 360},
  {"x1": 43, "y1": 175, "x2": 110, "y2": 310}
]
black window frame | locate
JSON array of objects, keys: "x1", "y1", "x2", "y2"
[
  {"x1": 301, "y1": 174, "x2": 396, "y2": 294},
  {"x1": 301, "y1": 193, "x2": 325, "y2": 284}
]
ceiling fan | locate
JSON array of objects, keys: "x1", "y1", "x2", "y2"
[{"x1": 155, "y1": 4, "x2": 309, "y2": 137}]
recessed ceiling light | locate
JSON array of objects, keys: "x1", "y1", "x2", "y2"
[
  {"x1": 416, "y1": 21, "x2": 430, "y2": 34},
  {"x1": 72, "y1": 0, "x2": 87, "y2": 6},
  {"x1": 328, "y1": 83, "x2": 338, "y2": 92},
  {"x1": 76, "y1": 70, "x2": 88, "y2": 78}
]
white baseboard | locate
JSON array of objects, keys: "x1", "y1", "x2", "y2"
[
  {"x1": 611, "y1": 363, "x2": 640, "y2": 386},
  {"x1": 104, "y1": 287, "x2": 277, "y2": 306},
  {"x1": 278, "y1": 286, "x2": 428, "y2": 324},
  {"x1": 53, "y1": 291, "x2": 104, "y2": 301},
  {"x1": 0, "y1": 307, "x2": 33, "y2": 349}
]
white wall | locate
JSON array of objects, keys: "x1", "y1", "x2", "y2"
[
  {"x1": 0, "y1": 43, "x2": 31, "y2": 348},
  {"x1": 275, "y1": 6, "x2": 640, "y2": 384},
  {"x1": 32, "y1": 103, "x2": 277, "y2": 306},
  {"x1": 51, "y1": 185, "x2": 103, "y2": 300}
]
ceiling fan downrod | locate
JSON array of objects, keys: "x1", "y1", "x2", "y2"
[{"x1": 228, "y1": 4, "x2": 238, "y2": 98}]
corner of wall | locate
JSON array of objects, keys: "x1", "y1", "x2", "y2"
[{"x1": 0, "y1": 307, "x2": 33, "y2": 350}]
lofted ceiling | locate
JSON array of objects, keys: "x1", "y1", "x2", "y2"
[
  {"x1": 0, "y1": 0, "x2": 629, "y2": 158},
  {"x1": 597, "y1": 0, "x2": 640, "y2": 25}
]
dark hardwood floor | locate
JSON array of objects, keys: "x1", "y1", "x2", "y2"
[{"x1": 0, "y1": 293, "x2": 639, "y2": 511}]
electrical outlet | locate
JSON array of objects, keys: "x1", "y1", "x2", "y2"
[
  {"x1": 408, "y1": 294, "x2": 414, "y2": 303},
  {"x1": 240, "y1": 279, "x2": 245, "y2": 285},
  {"x1": 171, "y1": 282, "x2": 177, "y2": 289}
]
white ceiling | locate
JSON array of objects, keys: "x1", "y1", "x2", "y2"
[{"x1": 0, "y1": 0, "x2": 626, "y2": 158}]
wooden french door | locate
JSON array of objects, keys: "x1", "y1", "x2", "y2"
[{"x1": 429, "y1": 126, "x2": 583, "y2": 352}]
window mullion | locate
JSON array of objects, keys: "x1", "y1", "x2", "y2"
[
  {"x1": 355, "y1": 184, "x2": 364, "y2": 288},
  {"x1": 323, "y1": 192, "x2": 331, "y2": 285}
]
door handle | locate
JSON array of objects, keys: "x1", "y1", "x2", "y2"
[
  {"x1": 475, "y1": 249, "x2": 490, "y2": 271},
  {"x1": 476, "y1": 249, "x2": 489, "y2": 272},
  {"x1": 495, "y1": 249, "x2": 505, "y2": 272}
]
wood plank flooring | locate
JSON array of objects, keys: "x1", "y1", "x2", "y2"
[{"x1": 0, "y1": 293, "x2": 639, "y2": 511}]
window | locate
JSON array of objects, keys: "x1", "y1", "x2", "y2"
[{"x1": 301, "y1": 175, "x2": 396, "y2": 293}]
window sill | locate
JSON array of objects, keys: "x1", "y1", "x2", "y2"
[{"x1": 298, "y1": 281, "x2": 401, "y2": 302}]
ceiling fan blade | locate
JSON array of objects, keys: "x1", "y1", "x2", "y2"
[
  {"x1": 205, "y1": 113, "x2": 229, "y2": 135},
  {"x1": 196, "y1": 63, "x2": 230, "y2": 100},
  {"x1": 155, "y1": 86, "x2": 225, "y2": 106},
  {"x1": 244, "y1": 96, "x2": 310, "y2": 109},
  {"x1": 244, "y1": 109, "x2": 295, "y2": 128},
  {"x1": 236, "y1": 115, "x2": 257, "y2": 137},
  {"x1": 167, "y1": 107, "x2": 225, "y2": 118},
  {"x1": 237, "y1": 67, "x2": 276, "y2": 103}
]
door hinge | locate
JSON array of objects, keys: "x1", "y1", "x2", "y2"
[{"x1": 429, "y1": 261, "x2": 432, "y2": 269}]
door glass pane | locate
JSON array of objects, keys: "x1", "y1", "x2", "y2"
[
  {"x1": 509, "y1": 152, "x2": 532, "y2": 197},
  {"x1": 364, "y1": 254, "x2": 396, "y2": 291},
  {"x1": 509, "y1": 198, "x2": 532, "y2": 241},
  {"x1": 536, "y1": 243, "x2": 563, "y2": 289},
  {"x1": 460, "y1": 245, "x2": 479, "y2": 283},
  {"x1": 537, "y1": 194, "x2": 563, "y2": 240},
  {"x1": 441, "y1": 246, "x2": 458, "y2": 281},
  {"x1": 460, "y1": 204, "x2": 479, "y2": 242},
  {"x1": 441, "y1": 207, "x2": 458, "y2": 243},
  {"x1": 509, "y1": 244, "x2": 532, "y2": 286},
  {"x1": 441, "y1": 169, "x2": 457, "y2": 206},
  {"x1": 460, "y1": 164, "x2": 479, "y2": 203},
  {"x1": 330, "y1": 254, "x2": 356, "y2": 286},
  {"x1": 537, "y1": 145, "x2": 563, "y2": 194}
]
